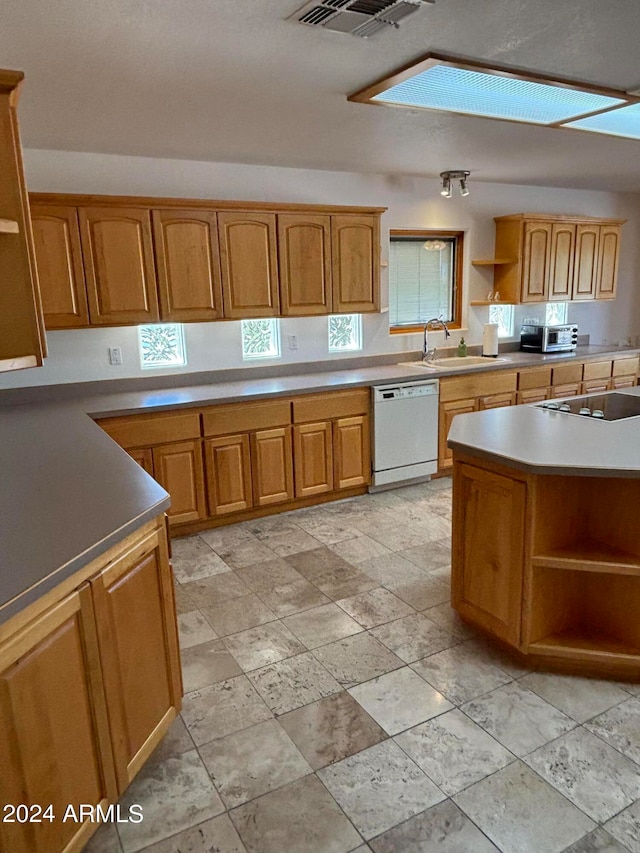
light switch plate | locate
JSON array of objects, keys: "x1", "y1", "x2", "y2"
[{"x1": 108, "y1": 346, "x2": 123, "y2": 365}]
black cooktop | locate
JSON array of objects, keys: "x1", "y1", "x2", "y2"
[{"x1": 538, "y1": 393, "x2": 640, "y2": 421}]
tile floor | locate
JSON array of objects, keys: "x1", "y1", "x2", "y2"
[{"x1": 86, "y1": 477, "x2": 640, "y2": 853}]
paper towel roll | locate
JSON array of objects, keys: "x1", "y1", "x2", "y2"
[{"x1": 483, "y1": 323, "x2": 499, "y2": 357}]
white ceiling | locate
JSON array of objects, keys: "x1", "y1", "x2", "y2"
[{"x1": 2, "y1": 0, "x2": 640, "y2": 192}]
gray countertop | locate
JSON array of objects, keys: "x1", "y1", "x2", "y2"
[
  {"x1": 448, "y1": 385, "x2": 640, "y2": 476},
  {"x1": 1, "y1": 344, "x2": 638, "y2": 625}
]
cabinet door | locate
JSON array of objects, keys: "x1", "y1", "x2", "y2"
[
  {"x1": 0, "y1": 587, "x2": 117, "y2": 853},
  {"x1": 548, "y1": 222, "x2": 575, "y2": 301},
  {"x1": 439, "y1": 399, "x2": 477, "y2": 470},
  {"x1": 572, "y1": 223, "x2": 600, "y2": 300},
  {"x1": 334, "y1": 415, "x2": 370, "y2": 490},
  {"x1": 331, "y1": 214, "x2": 379, "y2": 313},
  {"x1": 452, "y1": 462, "x2": 526, "y2": 645},
  {"x1": 30, "y1": 204, "x2": 89, "y2": 328},
  {"x1": 293, "y1": 421, "x2": 334, "y2": 497},
  {"x1": 478, "y1": 391, "x2": 516, "y2": 410},
  {"x1": 128, "y1": 446, "x2": 154, "y2": 476},
  {"x1": 611, "y1": 376, "x2": 636, "y2": 389},
  {"x1": 251, "y1": 427, "x2": 294, "y2": 506},
  {"x1": 521, "y1": 221, "x2": 552, "y2": 303},
  {"x1": 581, "y1": 378, "x2": 612, "y2": 395},
  {"x1": 153, "y1": 209, "x2": 224, "y2": 322},
  {"x1": 550, "y1": 382, "x2": 582, "y2": 398},
  {"x1": 218, "y1": 211, "x2": 279, "y2": 318},
  {"x1": 79, "y1": 207, "x2": 159, "y2": 325},
  {"x1": 278, "y1": 213, "x2": 332, "y2": 316},
  {"x1": 204, "y1": 434, "x2": 253, "y2": 515},
  {"x1": 91, "y1": 525, "x2": 181, "y2": 793},
  {"x1": 152, "y1": 440, "x2": 207, "y2": 525},
  {"x1": 0, "y1": 74, "x2": 46, "y2": 371},
  {"x1": 596, "y1": 224, "x2": 621, "y2": 300},
  {"x1": 517, "y1": 387, "x2": 549, "y2": 405}
]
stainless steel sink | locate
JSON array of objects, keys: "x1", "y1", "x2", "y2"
[{"x1": 400, "y1": 356, "x2": 508, "y2": 370}]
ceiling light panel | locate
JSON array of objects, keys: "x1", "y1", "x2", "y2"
[
  {"x1": 370, "y1": 64, "x2": 626, "y2": 124},
  {"x1": 563, "y1": 102, "x2": 640, "y2": 140}
]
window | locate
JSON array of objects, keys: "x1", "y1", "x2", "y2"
[
  {"x1": 328, "y1": 314, "x2": 362, "y2": 352},
  {"x1": 489, "y1": 304, "x2": 515, "y2": 338},
  {"x1": 389, "y1": 230, "x2": 463, "y2": 331},
  {"x1": 241, "y1": 318, "x2": 281, "y2": 360},
  {"x1": 138, "y1": 324, "x2": 186, "y2": 369},
  {"x1": 545, "y1": 302, "x2": 569, "y2": 325}
]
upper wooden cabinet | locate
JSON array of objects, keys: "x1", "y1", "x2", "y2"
[
  {"x1": 79, "y1": 207, "x2": 160, "y2": 325},
  {"x1": 218, "y1": 211, "x2": 280, "y2": 318},
  {"x1": 0, "y1": 71, "x2": 46, "y2": 372},
  {"x1": 332, "y1": 214, "x2": 380, "y2": 313},
  {"x1": 31, "y1": 204, "x2": 89, "y2": 328},
  {"x1": 30, "y1": 195, "x2": 385, "y2": 328},
  {"x1": 152, "y1": 209, "x2": 224, "y2": 322},
  {"x1": 278, "y1": 213, "x2": 332, "y2": 316},
  {"x1": 493, "y1": 213, "x2": 625, "y2": 304}
]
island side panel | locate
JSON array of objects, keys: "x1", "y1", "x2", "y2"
[{"x1": 451, "y1": 454, "x2": 529, "y2": 646}]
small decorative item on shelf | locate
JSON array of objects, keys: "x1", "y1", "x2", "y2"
[{"x1": 457, "y1": 337, "x2": 467, "y2": 357}]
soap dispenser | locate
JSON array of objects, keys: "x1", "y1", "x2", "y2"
[{"x1": 457, "y1": 337, "x2": 467, "y2": 357}]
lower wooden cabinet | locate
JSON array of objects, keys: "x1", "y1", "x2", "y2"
[
  {"x1": 91, "y1": 524, "x2": 182, "y2": 791},
  {"x1": 550, "y1": 382, "x2": 582, "y2": 398},
  {"x1": 0, "y1": 518, "x2": 181, "y2": 853},
  {"x1": 0, "y1": 587, "x2": 117, "y2": 853},
  {"x1": 293, "y1": 421, "x2": 334, "y2": 497},
  {"x1": 204, "y1": 434, "x2": 253, "y2": 515},
  {"x1": 152, "y1": 440, "x2": 207, "y2": 525},
  {"x1": 517, "y1": 387, "x2": 549, "y2": 404},
  {"x1": 334, "y1": 415, "x2": 370, "y2": 489},
  {"x1": 478, "y1": 391, "x2": 516, "y2": 410},
  {"x1": 452, "y1": 461, "x2": 526, "y2": 645},
  {"x1": 439, "y1": 398, "x2": 477, "y2": 471},
  {"x1": 251, "y1": 427, "x2": 295, "y2": 506}
]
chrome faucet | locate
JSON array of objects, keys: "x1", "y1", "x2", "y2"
[{"x1": 423, "y1": 317, "x2": 451, "y2": 362}]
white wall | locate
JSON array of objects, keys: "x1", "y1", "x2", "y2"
[{"x1": 2, "y1": 148, "x2": 639, "y2": 389}]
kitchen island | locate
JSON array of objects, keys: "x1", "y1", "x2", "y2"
[{"x1": 448, "y1": 386, "x2": 640, "y2": 680}]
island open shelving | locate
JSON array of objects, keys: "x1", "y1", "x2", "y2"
[{"x1": 449, "y1": 395, "x2": 640, "y2": 681}]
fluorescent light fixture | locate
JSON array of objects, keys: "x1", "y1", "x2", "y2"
[
  {"x1": 348, "y1": 53, "x2": 639, "y2": 137},
  {"x1": 563, "y1": 102, "x2": 640, "y2": 140}
]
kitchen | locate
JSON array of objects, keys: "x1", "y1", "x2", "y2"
[{"x1": 2, "y1": 2, "x2": 640, "y2": 852}]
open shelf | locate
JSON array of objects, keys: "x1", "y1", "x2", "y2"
[
  {"x1": 470, "y1": 300, "x2": 506, "y2": 306},
  {"x1": 533, "y1": 540, "x2": 640, "y2": 576},
  {"x1": 0, "y1": 218, "x2": 19, "y2": 234},
  {"x1": 530, "y1": 629, "x2": 640, "y2": 663},
  {"x1": 471, "y1": 258, "x2": 516, "y2": 266}
]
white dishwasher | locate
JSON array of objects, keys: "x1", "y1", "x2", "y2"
[{"x1": 371, "y1": 379, "x2": 440, "y2": 489}]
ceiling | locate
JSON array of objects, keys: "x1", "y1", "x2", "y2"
[{"x1": 2, "y1": 0, "x2": 640, "y2": 192}]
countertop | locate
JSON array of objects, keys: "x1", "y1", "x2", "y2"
[
  {"x1": 1, "y1": 344, "x2": 638, "y2": 624},
  {"x1": 448, "y1": 384, "x2": 640, "y2": 476}
]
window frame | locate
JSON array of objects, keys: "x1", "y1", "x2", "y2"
[
  {"x1": 388, "y1": 229, "x2": 464, "y2": 334},
  {"x1": 138, "y1": 323, "x2": 187, "y2": 370}
]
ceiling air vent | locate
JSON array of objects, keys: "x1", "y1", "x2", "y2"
[{"x1": 290, "y1": 0, "x2": 434, "y2": 38}]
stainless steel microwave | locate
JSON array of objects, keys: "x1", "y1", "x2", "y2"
[{"x1": 520, "y1": 324, "x2": 578, "y2": 353}]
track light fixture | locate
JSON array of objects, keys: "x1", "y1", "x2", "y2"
[{"x1": 440, "y1": 170, "x2": 470, "y2": 198}]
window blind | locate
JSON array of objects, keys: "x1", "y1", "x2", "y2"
[{"x1": 389, "y1": 239, "x2": 455, "y2": 327}]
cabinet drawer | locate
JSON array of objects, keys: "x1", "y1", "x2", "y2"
[
  {"x1": 439, "y1": 371, "x2": 517, "y2": 403},
  {"x1": 202, "y1": 400, "x2": 291, "y2": 436},
  {"x1": 99, "y1": 411, "x2": 201, "y2": 449},
  {"x1": 612, "y1": 356, "x2": 640, "y2": 378},
  {"x1": 552, "y1": 363, "x2": 583, "y2": 385},
  {"x1": 292, "y1": 388, "x2": 369, "y2": 423},
  {"x1": 518, "y1": 367, "x2": 552, "y2": 390},
  {"x1": 583, "y1": 360, "x2": 613, "y2": 381}
]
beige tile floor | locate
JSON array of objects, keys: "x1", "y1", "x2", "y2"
[{"x1": 86, "y1": 477, "x2": 640, "y2": 853}]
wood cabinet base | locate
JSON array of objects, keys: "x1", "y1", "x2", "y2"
[
  {"x1": 452, "y1": 450, "x2": 640, "y2": 682},
  {"x1": 0, "y1": 517, "x2": 182, "y2": 853}
]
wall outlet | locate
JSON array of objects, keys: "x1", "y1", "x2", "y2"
[
  {"x1": 108, "y1": 346, "x2": 123, "y2": 365},
  {"x1": 288, "y1": 334, "x2": 298, "y2": 351}
]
